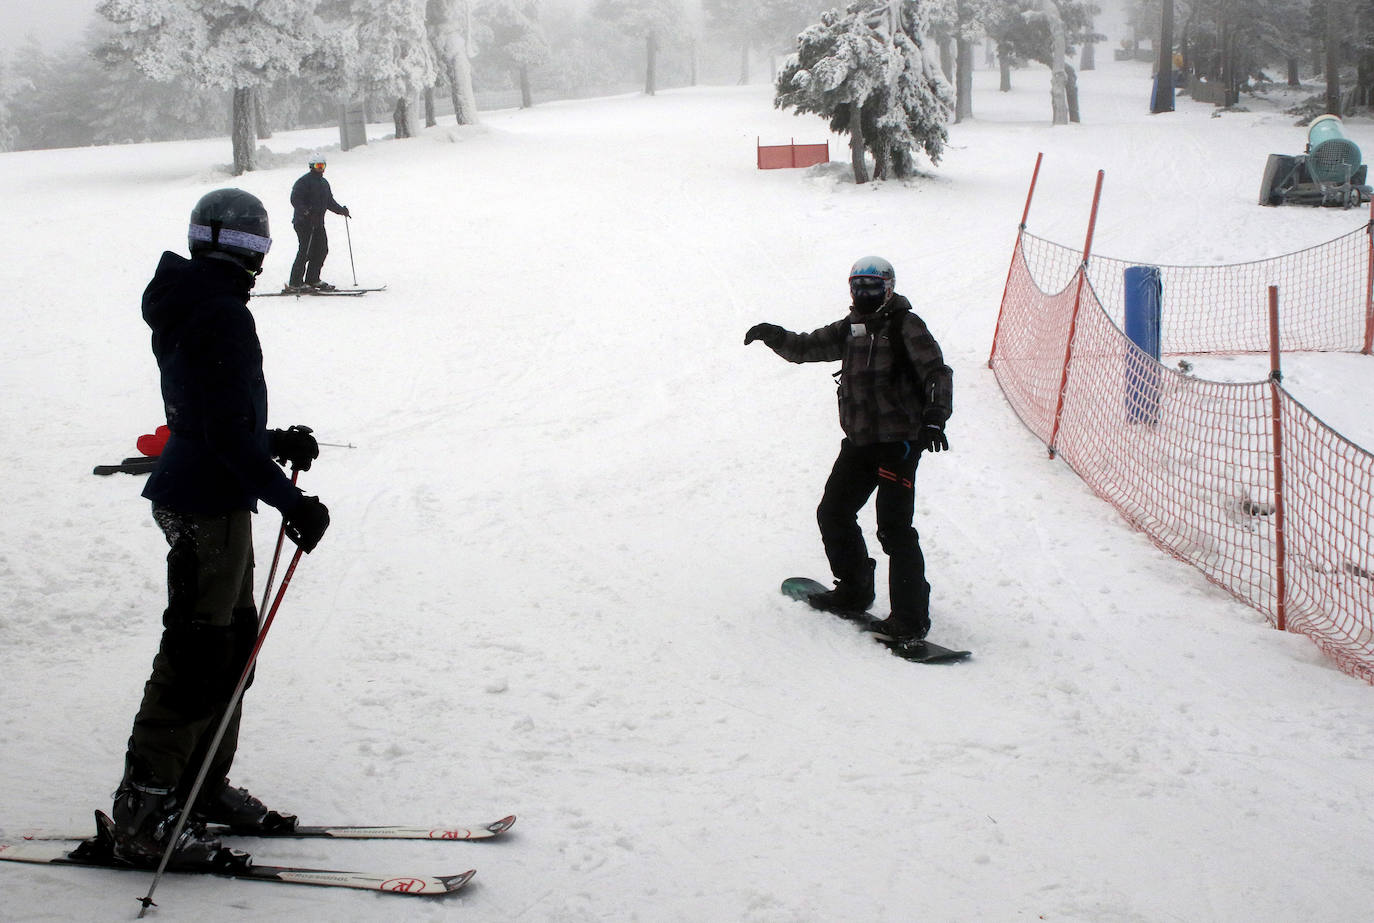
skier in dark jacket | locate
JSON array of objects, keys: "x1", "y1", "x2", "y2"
[
  {"x1": 745, "y1": 256, "x2": 953, "y2": 643},
  {"x1": 109, "y1": 188, "x2": 331, "y2": 869},
  {"x1": 286, "y1": 156, "x2": 349, "y2": 292}
]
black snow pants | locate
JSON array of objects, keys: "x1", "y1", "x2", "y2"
[
  {"x1": 816, "y1": 438, "x2": 930, "y2": 632},
  {"x1": 122, "y1": 507, "x2": 258, "y2": 798},
  {"x1": 289, "y1": 223, "x2": 329, "y2": 286}
]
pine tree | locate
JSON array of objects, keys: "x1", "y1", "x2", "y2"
[
  {"x1": 479, "y1": 0, "x2": 550, "y2": 107},
  {"x1": 97, "y1": 0, "x2": 321, "y2": 174},
  {"x1": 345, "y1": 0, "x2": 437, "y2": 137},
  {"x1": 594, "y1": 0, "x2": 684, "y2": 95},
  {"x1": 427, "y1": 0, "x2": 480, "y2": 124},
  {"x1": 776, "y1": 0, "x2": 952, "y2": 183}
]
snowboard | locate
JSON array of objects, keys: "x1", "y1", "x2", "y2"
[{"x1": 781, "y1": 576, "x2": 972, "y2": 664}]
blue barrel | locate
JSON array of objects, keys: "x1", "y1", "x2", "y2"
[{"x1": 1123, "y1": 266, "x2": 1162, "y2": 424}]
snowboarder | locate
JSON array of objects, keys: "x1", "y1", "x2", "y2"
[
  {"x1": 286, "y1": 156, "x2": 350, "y2": 292},
  {"x1": 110, "y1": 188, "x2": 331, "y2": 869},
  {"x1": 745, "y1": 256, "x2": 953, "y2": 642}
]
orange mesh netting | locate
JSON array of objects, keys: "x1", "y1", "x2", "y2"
[{"x1": 990, "y1": 226, "x2": 1374, "y2": 684}]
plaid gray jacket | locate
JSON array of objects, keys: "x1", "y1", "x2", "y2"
[{"x1": 765, "y1": 294, "x2": 953, "y2": 447}]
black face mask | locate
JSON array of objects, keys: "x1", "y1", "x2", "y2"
[{"x1": 850, "y1": 278, "x2": 887, "y2": 312}]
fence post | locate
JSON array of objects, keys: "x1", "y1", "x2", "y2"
[
  {"x1": 1363, "y1": 195, "x2": 1374, "y2": 354},
  {"x1": 1268, "y1": 285, "x2": 1289, "y2": 631},
  {"x1": 989, "y1": 153, "x2": 1044, "y2": 369},
  {"x1": 1268, "y1": 286, "x2": 1289, "y2": 630},
  {"x1": 1047, "y1": 169, "x2": 1105, "y2": 459},
  {"x1": 790, "y1": 138, "x2": 797, "y2": 168}
]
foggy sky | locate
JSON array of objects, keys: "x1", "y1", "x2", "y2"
[{"x1": 0, "y1": 0, "x2": 101, "y2": 53}]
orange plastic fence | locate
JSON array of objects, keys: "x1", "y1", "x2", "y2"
[
  {"x1": 757, "y1": 139, "x2": 830, "y2": 170},
  {"x1": 990, "y1": 227, "x2": 1374, "y2": 684}
]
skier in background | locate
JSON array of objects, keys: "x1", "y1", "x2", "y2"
[
  {"x1": 744, "y1": 256, "x2": 953, "y2": 644},
  {"x1": 107, "y1": 188, "x2": 330, "y2": 868},
  {"x1": 286, "y1": 156, "x2": 350, "y2": 293}
]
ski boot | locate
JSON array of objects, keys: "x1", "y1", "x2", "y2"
[
  {"x1": 193, "y1": 780, "x2": 297, "y2": 834},
  {"x1": 807, "y1": 559, "x2": 876, "y2": 617},
  {"x1": 310, "y1": 281, "x2": 337, "y2": 292},
  {"x1": 108, "y1": 781, "x2": 223, "y2": 869}
]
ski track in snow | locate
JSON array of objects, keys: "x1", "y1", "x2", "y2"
[{"x1": 2, "y1": 55, "x2": 1374, "y2": 922}]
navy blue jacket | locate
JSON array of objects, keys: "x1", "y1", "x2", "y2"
[
  {"x1": 141, "y1": 252, "x2": 301, "y2": 516},
  {"x1": 290, "y1": 171, "x2": 345, "y2": 228}
]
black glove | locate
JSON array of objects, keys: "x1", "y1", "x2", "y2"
[
  {"x1": 284, "y1": 495, "x2": 330, "y2": 553},
  {"x1": 915, "y1": 423, "x2": 948, "y2": 454},
  {"x1": 270, "y1": 425, "x2": 319, "y2": 472},
  {"x1": 341, "y1": 206, "x2": 351, "y2": 218},
  {"x1": 744, "y1": 323, "x2": 785, "y2": 347}
]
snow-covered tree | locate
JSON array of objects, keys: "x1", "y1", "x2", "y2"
[
  {"x1": 776, "y1": 0, "x2": 953, "y2": 183},
  {"x1": 985, "y1": 0, "x2": 1097, "y2": 120},
  {"x1": 341, "y1": 0, "x2": 437, "y2": 137},
  {"x1": 478, "y1": 0, "x2": 549, "y2": 107},
  {"x1": 97, "y1": 0, "x2": 322, "y2": 173},
  {"x1": 427, "y1": 0, "x2": 481, "y2": 124},
  {"x1": 594, "y1": 0, "x2": 684, "y2": 95},
  {"x1": 0, "y1": 56, "x2": 24, "y2": 152},
  {"x1": 927, "y1": 0, "x2": 996, "y2": 121}
]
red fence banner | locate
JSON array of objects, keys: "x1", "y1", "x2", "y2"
[{"x1": 757, "y1": 138, "x2": 830, "y2": 170}]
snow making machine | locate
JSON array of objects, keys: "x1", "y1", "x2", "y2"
[{"x1": 1260, "y1": 115, "x2": 1372, "y2": 208}]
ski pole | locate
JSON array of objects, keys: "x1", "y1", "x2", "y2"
[
  {"x1": 257, "y1": 469, "x2": 298, "y2": 620},
  {"x1": 344, "y1": 215, "x2": 357, "y2": 287},
  {"x1": 137, "y1": 543, "x2": 308, "y2": 916}
]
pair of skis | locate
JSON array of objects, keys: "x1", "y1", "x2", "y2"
[
  {"x1": 0, "y1": 811, "x2": 515, "y2": 898},
  {"x1": 254, "y1": 285, "x2": 387, "y2": 298}
]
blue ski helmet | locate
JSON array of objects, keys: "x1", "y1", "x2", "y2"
[
  {"x1": 849, "y1": 255, "x2": 895, "y2": 308},
  {"x1": 188, "y1": 188, "x2": 272, "y2": 274}
]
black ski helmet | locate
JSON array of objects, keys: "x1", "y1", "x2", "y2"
[
  {"x1": 188, "y1": 188, "x2": 272, "y2": 273},
  {"x1": 849, "y1": 255, "x2": 895, "y2": 308}
]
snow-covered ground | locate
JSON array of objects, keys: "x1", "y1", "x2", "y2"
[{"x1": 3, "y1": 52, "x2": 1374, "y2": 922}]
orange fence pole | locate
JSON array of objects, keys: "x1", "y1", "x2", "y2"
[
  {"x1": 1047, "y1": 169, "x2": 1104, "y2": 458},
  {"x1": 1268, "y1": 285, "x2": 1289, "y2": 631},
  {"x1": 989, "y1": 153, "x2": 1044, "y2": 369}
]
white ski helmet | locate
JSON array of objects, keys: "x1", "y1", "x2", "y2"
[{"x1": 849, "y1": 255, "x2": 895, "y2": 307}]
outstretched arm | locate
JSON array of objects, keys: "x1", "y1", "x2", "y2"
[{"x1": 744, "y1": 319, "x2": 847, "y2": 363}]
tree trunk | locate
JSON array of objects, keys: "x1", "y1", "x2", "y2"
[
  {"x1": 1041, "y1": 0, "x2": 1069, "y2": 124},
  {"x1": 519, "y1": 65, "x2": 533, "y2": 108},
  {"x1": 445, "y1": 51, "x2": 479, "y2": 125},
  {"x1": 1080, "y1": 31, "x2": 1095, "y2": 71},
  {"x1": 939, "y1": 38, "x2": 954, "y2": 82},
  {"x1": 1325, "y1": 0, "x2": 1342, "y2": 114},
  {"x1": 955, "y1": 38, "x2": 974, "y2": 122},
  {"x1": 1287, "y1": 56, "x2": 1300, "y2": 86},
  {"x1": 252, "y1": 87, "x2": 271, "y2": 140},
  {"x1": 1066, "y1": 63, "x2": 1080, "y2": 122},
  {"x1": 848, "y1": 105, "x2": 869, "y2": 184},
  {"x1": 1152, "y1": 0, "x2": 1173, "y2": 113},
  {"x1": 645, "y1": 32, "x2": 658, "y2": 95},
  {"x1": 424, "y1": 86, "x2": 437, "y2": 127},
  {"x1": 999, "y1": 44, "x2": 1012, "y2": 91},
  {"x1": 393, "y1": 97, "x2": 413, "y2": 138},
  {"x1": 231, "y1": 88, "x2": 255, "y2": 175}
]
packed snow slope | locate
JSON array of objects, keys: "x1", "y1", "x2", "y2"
[{"x1": 3, "y1": 55, "x2": 1374, "y2": 922}]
